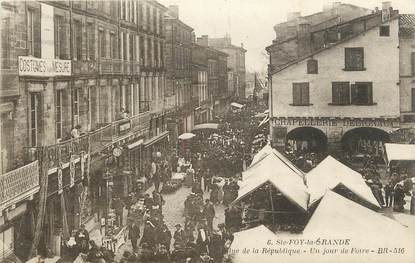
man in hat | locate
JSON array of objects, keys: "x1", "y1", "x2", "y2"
[
  {"x1": 203, "y1": 199, "x2": 215, "y2": 231},
  {"x1": 173, "y1": 224, "x2": 186, "y2": 249},
  {"x1": 75, "y1": 224, "x2": 89, "y2": 253},
  {"x1": 140, "y1": 221, "x2": 156, "y2": 248},
  {"x1": 128, "y1": 221, "x2": 140, "y2": 252}
]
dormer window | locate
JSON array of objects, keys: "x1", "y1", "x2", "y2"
[{"x1": 307, "y1": 59, "x2": 318, "y2": 74}]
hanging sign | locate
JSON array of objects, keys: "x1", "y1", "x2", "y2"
[{"x1": 113, "y1": 147, "x2": 123, "y2": 157}]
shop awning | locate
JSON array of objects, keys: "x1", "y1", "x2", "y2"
[
  {"x1": 178, "y1": 132, "x2": 196, "y2": 140},
  {"x1": 236, "y1": 153, "x2": 309, "y2": 211},
  {"x1": 303, "y1": 191, "x2": 414, "y2": 250},
  {"x1": 258, "y1": 115, "x2": 270, "y2": 127},
  {"x1": 384, "y1": 143, "x2": 415, "y2": 164},
  {"x1": 127, "y1": 139, "x2": 144, "y2": 150},
  {"x1": 192, "y1": 123, "x2": 219, "y2": 131},
  {"x1": 230, "y1": 102, "x2": 244, "y2": 109},
  {"x1": 306, "y1": 156, "x2": 380, "y2": 208},
  {"x1": 143, "y1": 131, "x2": 169, "y2": 147},
  {"x1": 249, "y1": 144, "x2": 304, "y2": 177}
]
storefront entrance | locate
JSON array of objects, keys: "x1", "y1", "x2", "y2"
[
  {"x1": 341, "y1": 127, "x2": 390, "y2": 160},
  {"x1": 286, "y1": 127, "x2": 328, "y2": 153}
]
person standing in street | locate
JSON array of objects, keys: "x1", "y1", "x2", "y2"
[
  {"x1": 152, "y1": 158, "x2": 160, "y2": 192},
  {"x1": 75, "y1": 224, "x2": 90, "y2": 253},
  {"x1": 384, "y1": 182, "x2": 394, "y2": 207},
  {"x1": 160, "y1": 223, "x2": 172, "y2": 252},
  {"x1": 128, "y1": 221, "x2": 140, "y2": 252},
  {"x1": 173, "y1": 224, "x2": 186, "y2": 249},
  {"x1": 203, "y1": 199, "x2": 215, "y2": 231}
]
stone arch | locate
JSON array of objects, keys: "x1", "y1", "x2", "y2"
[
  {"x1": 286, "y1": 126, "x2": 328, "y2": 152},
  {"x1": 341, "y1": 127, "x2": 391, "y2": 159}
]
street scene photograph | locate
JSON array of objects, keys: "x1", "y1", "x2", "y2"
[{"x1": 1, "y1": 0, "x2": 415, "y2": 262}]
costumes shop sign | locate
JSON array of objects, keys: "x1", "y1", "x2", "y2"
[
  {"x1": 271, "y1": 117, "x2": 398, "y2": 128},
  {"x1": 18, "y1": 56, "x2": 71, "y2": 77}
]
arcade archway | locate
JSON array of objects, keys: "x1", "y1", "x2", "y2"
[
  {"x1": 341, "y1": 127, "x2": 390, "y2": 160},
  {"x1": 286, "y1": 127, "x2": 328, "y2": 153}
]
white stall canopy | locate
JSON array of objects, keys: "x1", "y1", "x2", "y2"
[{"x1": 384, "y1": 143, "x2": 415, "y2": 165}]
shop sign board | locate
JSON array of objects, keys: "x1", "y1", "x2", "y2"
[
  {"x1": 18, "y1": 56, "x2": 71, "y2": 77},
  {"x1": 272, "y1": 126, "x2": 287, "y2": 147},
  {"x1": 271, "y1": 117, "x2": 399, "y2": 128},
  {"x1": 118, "y1": 120, "x2": 131, "y2": 134}
]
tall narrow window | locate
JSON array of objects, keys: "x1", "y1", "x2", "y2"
[
  {"x1": 154, "y1": 40, "x2": 158, "y2": 66},
  {"x1": 292, "y1": 82, "x2": 310, "y2": 106},
  {"x1": 73, "y1": 88, "x2": 80, "y2": 125},
  {"x1": 110, "y1": 33, "x2": 115, "y2": 59},
  {"x1": 74, "y1": 20, "x2": 82, "y2": 60},
  {"x1": 87, "y1": 23, "x2": 95, "y2": 60},
  {"x1": 56, "y1": 90, "x2": 63, "y2": 140},
  {"x1": 30, "y1": 93, "x2": 41, "y2": 146},
  {"x1": 146, "y1": 6, "x2": 150, "y2": 30},
  {"x1": 139, "y1": 36, "x2": 145, "y2": 65},
  {"x1": 147, "y1": 38, "x2": 152, "y2": 66},
  {"x1": 123, "y1": 33, "x2": 128, "y2": 61},
  {"x1": 129, "y1": 34, "x2": 134, "y2": 61},
  {"x1": 99, "y1": 30, "x2": 106, "y2": 58},
  {"x1": 27, "y1": 9, "x2": 34, "y2": 56}
]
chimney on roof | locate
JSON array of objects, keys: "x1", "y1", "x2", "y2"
[
  {"x1": 168, "y1": 5, "x2": 179, "y2": 19},
  {"x1": 197, "y1": 35, "x2": 209, "y2": 47},
  {"x1": 191, "y1": 32, "x2": 196, "y2": 43},
  {"x1": 287, "y1": 12, "x2": 301, "y2": 21},
  {"x1": 381, "y1": 1, "x2": 391, "y2": 22}
]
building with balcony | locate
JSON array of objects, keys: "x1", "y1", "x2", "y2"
[
  {"x1": 268, "y1": 3, "x2": 403, "y2": 158},
  {"x1": 207, "y1": 34, "x2": 246, "y2": 99},
  {"x1": 164, "y1": 5, "x2": 194, "y2": 134},
  {"x1": 0, "y1": 0, "x2": 169, "y2": 260},
  {"x1": 194, "y1": 38, "x2": 230, "y2": 118}
]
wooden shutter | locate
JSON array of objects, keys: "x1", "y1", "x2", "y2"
[
  {"x1": 33, "y1": 8, "x2": 41, "y2": 58},
  {"x1": 412, "y1": 88, "x2": 415, "y2": 112},
  {"x1": 301, "y1": 83, "x2": 309, "y2": 105},
  {"x1": 332, "y1": 83, "x2": 340, "y2": 105},
  {"x1": 293, "y1": 84, "x2": 300, "y2": 105},
  {"x1": 411, "y1": 52, "x2": 415, "y2": 76},
  {"x1": 367, "y1": 82, "x2": 373, "y2": 105},
  {"x1": 351, "y1": 83, "x2": 357, "y2": 104}
]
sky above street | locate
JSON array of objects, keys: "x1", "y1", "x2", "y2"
[{"x1": 158, "y1": 0, "x2": 415, "y2": 74}]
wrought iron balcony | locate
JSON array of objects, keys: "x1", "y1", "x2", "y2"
[
  {"x1": 0, "y1": 161, "x2": 40, "y2": 211},
  {"x1": 73, "y1": 60, "x2": 98, "y2": 75}
]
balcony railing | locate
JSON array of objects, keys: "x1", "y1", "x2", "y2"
[
  {"x1": 0, "y1": 161, "x2": 40, "y2": 210},
  {"x1": 99, "y1": 58, "x2": 123, "y2": 74},
  {"x1": 73, "y1": 60, "x2": 98, "y2": 75}
]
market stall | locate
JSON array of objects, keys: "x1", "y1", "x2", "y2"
[
  {"x1": 306, "y1": 156, "x2": 380, "y2": 210},
  {"x1": 233, "y1": 152, "x2": 309, "y2": 231},
  {"x1": 384, "y1": 143, "x2": 415, "y2": 177}
]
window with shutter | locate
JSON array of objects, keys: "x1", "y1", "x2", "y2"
[
  {"x1": 332, "y1": 82, "x2": 350, "y2": 105},
  {"x1": 292, "y1": 83, "x2": 310, "y2": 106},
  {"x1": 345, "y1": 47, "x2": 364, "y2": 71},
  {"x1": 307, "y1": 59, "x2": 318, "y2": 74},
  {"x1": 56, "y1": 90, "x2": 63, "y2": 140},
  {"x1": 379, "y1": 25, "x2": 390, "y2": 36},
  {"x1": 351, "y1": 82, "x2": 373, "y2": 105}
]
